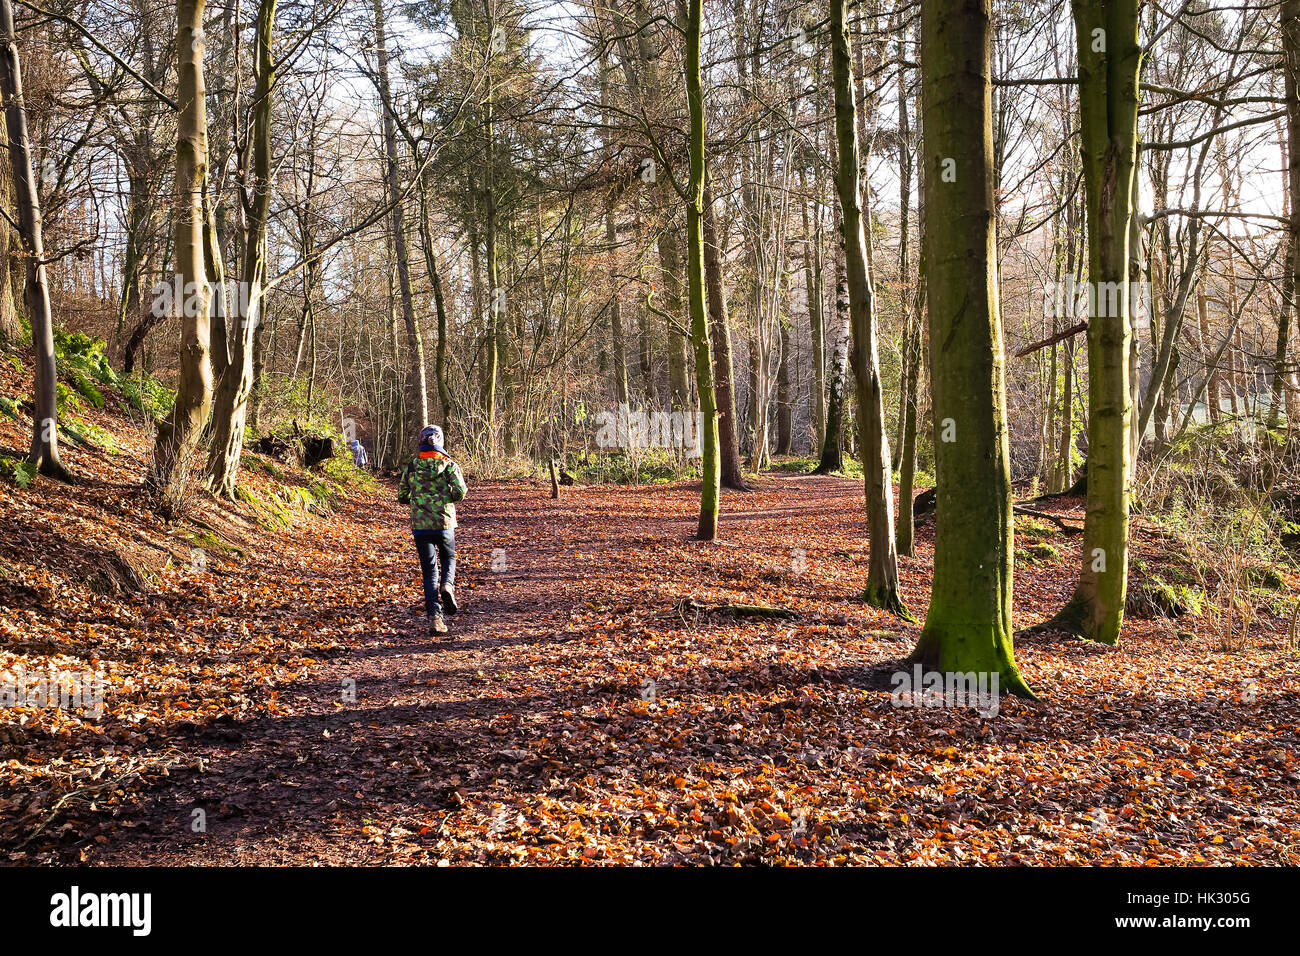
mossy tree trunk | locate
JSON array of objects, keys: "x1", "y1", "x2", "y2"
[
  {"x1": 684, "y1": 0, "x2": 720, "y2": 539},
  {"x1": 1045, "y1": 0, "x2": 1142, "y2": 645},
  {"x1": 0, "y1": 110, "x2": 20, "y2": 345},
  {"x1": 776, "y1": 320, "x2": 792, "y2": 454},
  {"x1": 910, "y1": 0, "x2": 1032, "y2": 697}
]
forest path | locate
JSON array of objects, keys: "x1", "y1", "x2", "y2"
[
  {"x1": 75, "y1": 472, "x2": 1300, "y2": 865},
  {"x1": 82, "y1": 473, "x2": 851, "y2": 864}
]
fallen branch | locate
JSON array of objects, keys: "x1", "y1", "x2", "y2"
[
  {"x1": 1013, "y1": 505, "x2": 1084, "y2": 535},
  {"x1": 13, "y1": 760, "x2": 158, "y2": 851},
  {"x1": 674, "y1": 598, "x2": 797, "y2": 620}
]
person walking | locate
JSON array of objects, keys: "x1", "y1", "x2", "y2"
[{"x1": 397, "y1": 425, "x2": 466, "y2": 636}]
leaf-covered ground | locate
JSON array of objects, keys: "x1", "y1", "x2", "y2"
[{"x1": 3, "y1": 420, "x2": 1298, "y2": 863}]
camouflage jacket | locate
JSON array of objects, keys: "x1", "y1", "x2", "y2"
[{"x1": 398, "y1": 450, "x2": 467, "y2": 531}]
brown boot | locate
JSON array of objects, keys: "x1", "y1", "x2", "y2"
[{"x1": 429, "y1": 613, "x2": 448, "y2": 636}]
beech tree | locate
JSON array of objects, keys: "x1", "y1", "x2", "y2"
[
  {"x1": 147, "y1": 0, "x2": 212, "y2": 507},
  {"x1": 829, "y1": 0, "x2": 904, "y2": 613},
  {"x1": 910, "y1": 0, "x2": 1032, "y2": 697}
]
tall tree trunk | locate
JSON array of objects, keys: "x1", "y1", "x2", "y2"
[
  {"x1": 605, "y1": 194, "x2": 631, "y2": 407},
  {"x1": 599, "y1": 52, "x2": 630, "y2": 409},
  {"x1": 483, "y1": 130, "x2": 501, "y2": 441},
  {"x1": 816, "y1": 241, "x2": 850, "y2": 473},
  {"x1": 0, "y1": 114, "x2": 20, "y2": 344},
  {"x1": 775, "y1": 320, "x2": 792, "y2": 453},
  {"x1": 1127, "y1": 168, "x2": 1145, "y2": 464},
  {"x1": 206, "y1": 0, "x2": 276, "y2": 496},
  {"x1": 703, "y1": 181, "x2": 747, "y2": 489},
  {"x1": 895, "y1": 37, "x2": 921, "y2": 556},
  {"x1": 1, "y1": 0, "x2": 69, "y2": 480},
  {"x1": 909, "y1": 0, "x2": 1032, "y2": 697},
  {"x1": 746, "y1": 326, "x2": 760, "y2": 458},
  {"x1": 417, "y1": 171, "x2": 455, "y2": 429},
  {"x1": 899, "y1": 67, "x2": 920, "y2": 556},
  {"x1": 658, "y1": 218, "x2": 691, "y2": 412},
  {"x1": 373, "y1": 0, "x2": 428, "y2": 448},
  {"x1": 1280, "y1": 0, "x2": 1300, "y2": 428},
  {"x1": 800, "y1": 159, "x2": 826, "y2": 448},
  {"x1": 1198, "y1": 291, "x2": 1221, "y2": 423},
  {"x1": 1055, "y1": 195, "x2": 1081, "y2": 488},
  {"x1": 115, "y1": 169, "x2": 151, "y2": 355},
  {"x1": 1277, "y1": 236, "x2": 1296, "y2": 428},
  {"x1": 830, "y1": 0, "x2": 903, "y2": 613},
  {"x1": 148, "y1": 0, "x2": 213, "y2": 504},
  {"x1": 683, "y1": 0, "x2": 720, "y2": 539},
  {"x1": 1045, "y1": 0, "x2": 1142, "y2": 645},
  {"x1": 1057, "y1": 340, "x2": 1075, "y2": 490}
]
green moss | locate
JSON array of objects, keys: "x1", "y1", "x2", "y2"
[
  {"x1": 1244, "y1": 565, "x2": 1286, "y2": 591},
  {"x1": 244, "y1": 456, "x2": 285, "y2": 480},
  {"x1": 290, "y1": 481, "x2": 335, "y2": 517},
  {"x1": 235, "y1": 485, "x2": 293, "y2": 531},
  {"x1": 235, "y1": 475, "x2": 336, "y2": 530},
  {"x1": 1028, "y1": 542, "x2": 1061, "y2": 562},
  {"x1": 1016, "y1": 542, "x2": 1062, "y2": 566},
  {"x1": 1177, "y1": 584, "x2": 1205, "y2": 617},
  {"x1": 1126, "y1": 574, "x2": 1204, "y2": 619},
  {"x1": 894, "y1": 466, "x2": 936, "y2": 488},
  {"x1": 186, "y1": 530, "x2": 243, "y2": 558},
  {"x1": 320, "y1": 455, "x2": 375, "y2": 489},
  {"x1": 863, "y1": 582, "x2": 917, "y2": 622},
  {"x1": 772, "y1": 456, "x2": 818, "y2": 474}
]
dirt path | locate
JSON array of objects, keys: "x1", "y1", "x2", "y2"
[{"x1": 69, "y1": 474, "x2": 1300, "y2": 865}]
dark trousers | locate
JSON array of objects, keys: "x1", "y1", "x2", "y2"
[{"x1": 413, "y1": 530, "x2": 456, "y2": 616}]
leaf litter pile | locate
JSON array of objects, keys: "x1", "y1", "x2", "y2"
[{"x1": 1, "y1": 421, "x2": 1298, "y2": 864}]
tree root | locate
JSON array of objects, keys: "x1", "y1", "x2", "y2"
[{"x1": 863, "y1": 584, "x2": 916, "y2": 623}]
